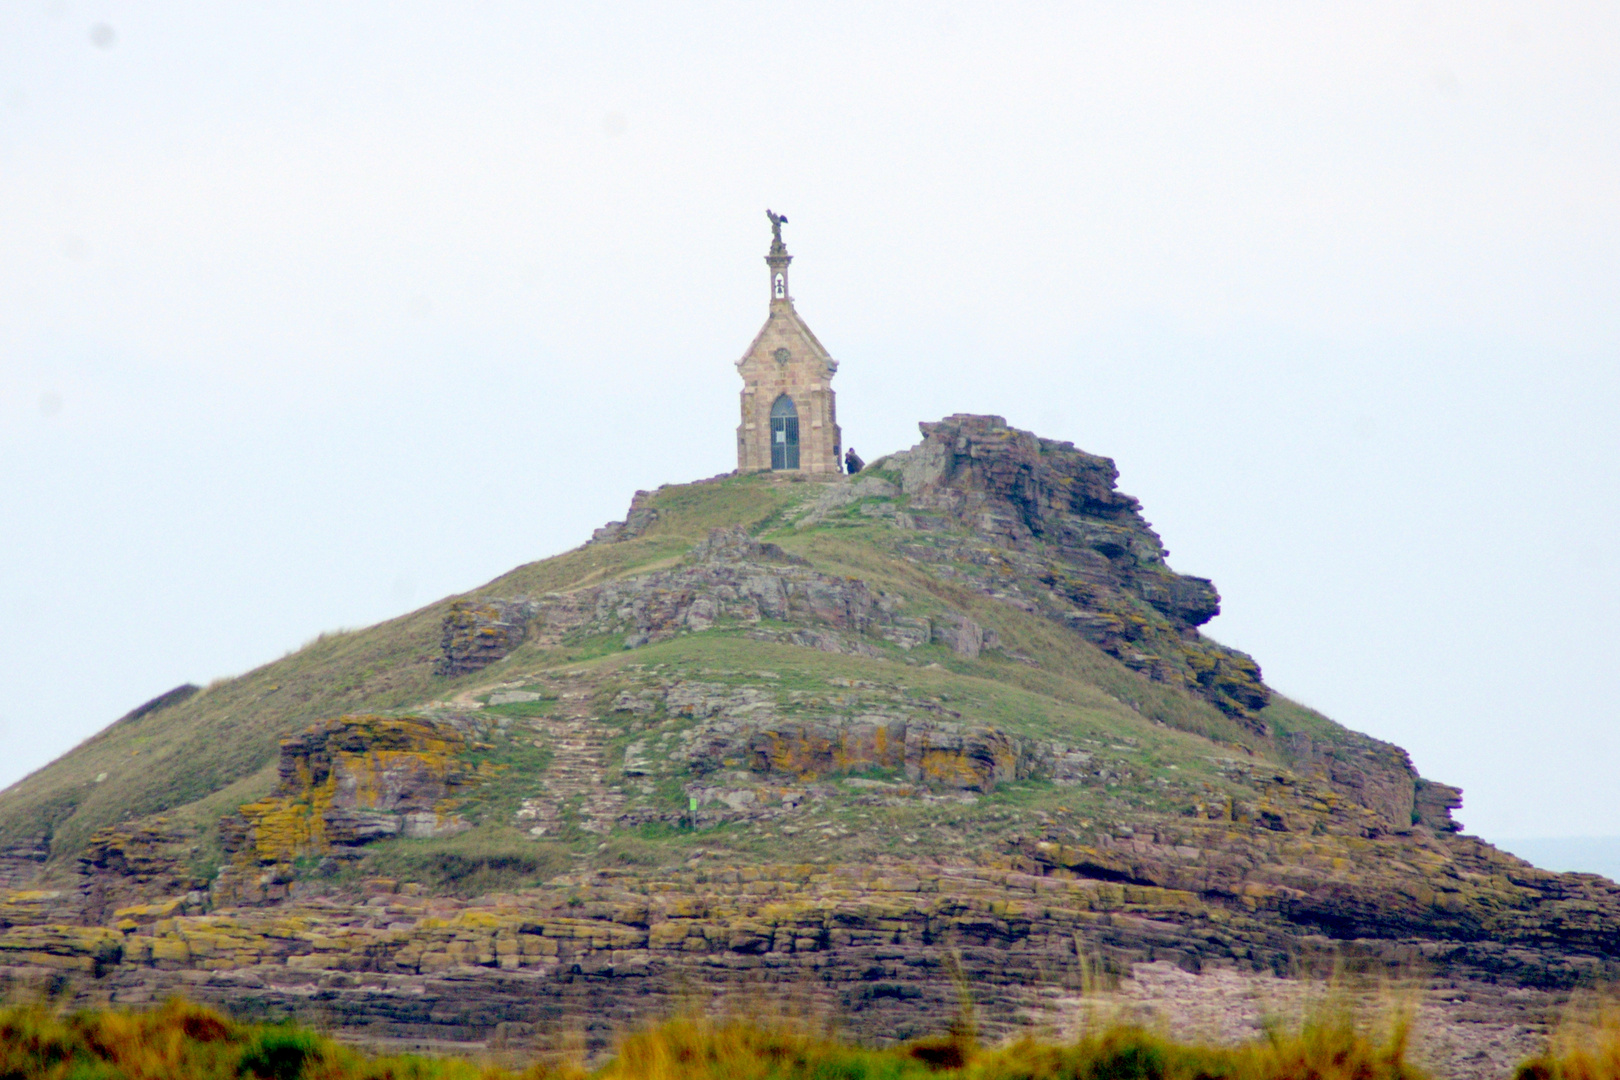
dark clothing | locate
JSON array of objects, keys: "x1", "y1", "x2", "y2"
[{"x1": 844, "y1": 449, "x2": 864, "y2": 475}]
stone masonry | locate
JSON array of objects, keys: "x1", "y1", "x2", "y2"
[{"x1": 736, "y1": 212, "x2": 842, "y2": 474}]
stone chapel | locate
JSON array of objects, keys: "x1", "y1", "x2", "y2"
[{"x1": 735, "y1": 211, "x2": 842, "y2": 474}]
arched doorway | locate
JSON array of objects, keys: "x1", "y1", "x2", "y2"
[{"x1": 770, "y1": 395, "x2": 800, "y2": 470}]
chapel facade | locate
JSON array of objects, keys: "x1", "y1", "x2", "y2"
[{"x1": 735, "y1": 211, "x2": 841, "y2": 474}]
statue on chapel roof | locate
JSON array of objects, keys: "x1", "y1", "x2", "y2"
[{"x1": 766, "y1": 209, "x2": 788, "y2": 254}]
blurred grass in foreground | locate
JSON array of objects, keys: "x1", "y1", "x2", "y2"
[
  {"x1": 0, "y1": 995, "x2": 1453, "y2": 1080},
  {"x1": 1517, "y1": 1004, "x2": 1620, "y2": 1080}
]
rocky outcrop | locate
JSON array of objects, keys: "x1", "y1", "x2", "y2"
[
  {"x1": 678, "y1": 713, "x2": 1085, "y2": 796},
  {"x1": 0, "y1": 889, "x2": 68, "y2": 930},
  {"x1": 0, "y1": 863, "x2": 1248, "y2": 1046},
  {"x1": 589, "y1": 489, "x2": 660, "y2": 544},
  {"x1": 437, "y1": 600, "x2": 536, "y2": 677},
  {"x1": 1275, "y1": 729, "x2": 1424, "y2": 831},
  {"x1": 897, "y1": 416, "x2": 1148, "y2": 538},
  {"x1": 930, "y1": 612, "x2": 990, "y2": 658},
  {"x1": 217, "y1": 716, "x2": 485, "y2": 903},
  {"x1": 77, "y1": 821, "x2": 208, "y2": 925},
  {"x1": 729, "y1": 717, "x2": 1095, "y2": 796},
  {"x1": 612, "y1": 676, "x2": 1102, "y2": 812},
  {"x1": 517, "y1": 527, "x2": 997, "y2": 663},
  {"x1": 1414, "y1": 778, "x2": 1465, "y2": 832},
  {"x1": 877, "y1": 416, "x2": 1269, "y2": 725},
  {"x1": 434, "y1": 525, "x2": 1010, "y2": 682},
  {"x1": 0, "y1": 838, "x2": 49, "y2": 892},
  {"x1": 1009, "y1": 788, "x2": 1620, "y2": 966},
  {"x1": 593, "y1": 527, "x2": 878, "y2": 648}
]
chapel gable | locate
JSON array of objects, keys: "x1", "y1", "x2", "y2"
[{"x1": 735, "y1": 211, "x2": 841, "y2": 475}]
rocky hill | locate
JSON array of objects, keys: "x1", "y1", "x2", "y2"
[{"x1": 1, "y1": 415, "x2": 1615, "y2": 1078}]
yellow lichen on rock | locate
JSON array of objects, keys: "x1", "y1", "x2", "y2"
[{"x1": 224, "y1": 714, "x2": 483, "y2": 873}]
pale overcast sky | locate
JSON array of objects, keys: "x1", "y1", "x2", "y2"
[{"x1": 3, "y1": 3, "x2": 1617, "y2": 849}]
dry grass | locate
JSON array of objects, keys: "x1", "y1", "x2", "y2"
[
  {"x1": 0, "y1": 996, "x2": 1454, "y2": 1080},
  {"x1": 0, "y1": 997, "x2": 522, "y2": 1080},
  {"x1": 1516, "y1": 1003, "x2": 1620, "y2": 1080}
]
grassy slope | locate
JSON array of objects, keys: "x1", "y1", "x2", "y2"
[
  {"x1": 0, "y1": 475, "x2": 809, "y2": 866},
  {"x1": 0, "y1": 470, "x2": 1387, "y2": 876}
]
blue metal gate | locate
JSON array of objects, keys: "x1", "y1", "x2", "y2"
[{"x1": 770, "y1": 395, "x2": 800, "y2": 470}]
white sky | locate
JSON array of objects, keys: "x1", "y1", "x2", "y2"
[{"x1": 3, "y1": 2, "x2": 1617, "y2": 845}]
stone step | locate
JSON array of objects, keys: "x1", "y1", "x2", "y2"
[{"x1": 515, "y1": 714, "x2": 627, "y2": 837}]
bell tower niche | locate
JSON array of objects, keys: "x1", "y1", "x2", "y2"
[
  {"x1": 735, "y1": 210, "x2": 841, "y2": 474},
  {"x1": 767, "y1": 219, "x2": 791, "y2": 303}
]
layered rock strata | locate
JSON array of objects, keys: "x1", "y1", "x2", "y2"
[
  {"x1": 0, "y1": 859, "x2": 1607, "y2": 1080},
  {"x1": 439, "y1": 525, "x2": 999, "y2": 665},
  {"x1": 215, "y1": 716, "x2": 484, "y2": 904},
  {"x1": 438, "y1": 602, "x2": 537, "y2": 677},
  {"x1": 874, "y1": 415, "x2": 1268, "y2": 725}
]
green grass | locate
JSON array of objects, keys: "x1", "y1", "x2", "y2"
[
  {"x1": 0, "y1": 467, "x2": 1404, "y2": 881},
  {"x1": 353, "y1": 826, "x2": 574, "y2": 897},
  {"x1": 455, "y1": 723, "x2": 556, "y2": 826},
  {"x1": 765, "y1": 528, "x2": 1261, "y2": 750}
]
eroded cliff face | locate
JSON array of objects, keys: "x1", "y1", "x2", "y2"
[{"x1": 875, "y1": 416, "x2": 1269, "y2": 724}]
